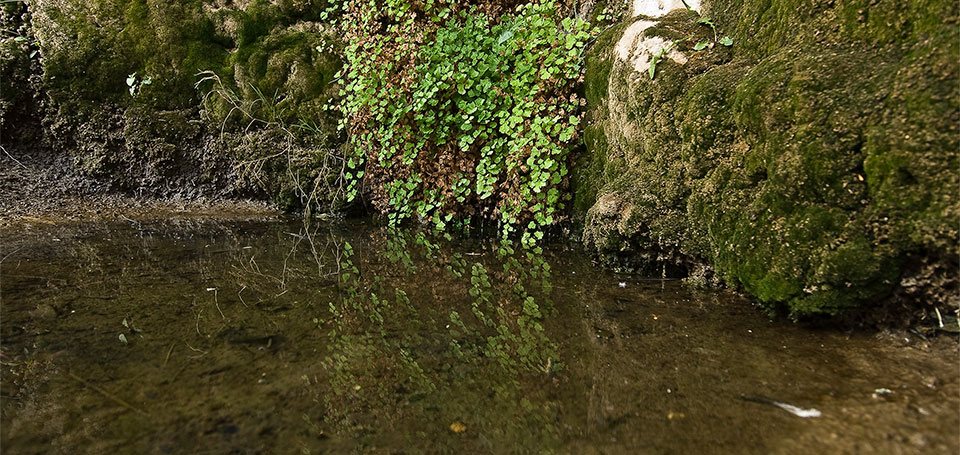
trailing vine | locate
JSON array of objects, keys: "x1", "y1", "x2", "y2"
[{"x1": 328, "y1": 0, "x2": 592, "y2": 244}]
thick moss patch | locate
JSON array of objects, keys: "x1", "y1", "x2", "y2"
[
  {"x1": 24, "y1": 0, "x2": 342, "y2": 203},
  {"x1": 31, "y1": 0, "x2": 336, "y2": 110}
]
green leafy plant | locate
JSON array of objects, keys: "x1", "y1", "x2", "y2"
[
  {"x1": 9, "y1": 35, "x2": 39, "y2": 58},
  {"x1": 697, "y1": 17, "x2": 718, "y2": 39},
  {"x1": 649, "y1": 40, "x2": 680, "y2": 79},
  {"x1": 125, "y1": 72, "x2": 152, "y2": 97},
  {"x1": 332, "y1": 1, "x2": 594, "y2": 244},
  {"x1": 694, "y1": 17, "x2": 732, "y2": 46}
]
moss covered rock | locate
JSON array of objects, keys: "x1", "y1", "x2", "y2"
[
  {"x1": 19, "y1": 0, "x2": 342, "y2": 202},
  {"x1": 577, "y1": 2, "x2": 958, "y2": 318}
]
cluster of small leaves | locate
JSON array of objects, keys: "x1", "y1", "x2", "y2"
[
  {"x1": 10, "y1": 35, "x2": 39, "y2": 58},
  {"x1": 332, "y1": 0, "x2": 590, "y2": 243},
  {"x1": 125, "y1": 72, "x2": 152, "y2": 97}
]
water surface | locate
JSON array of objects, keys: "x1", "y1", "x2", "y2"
[{"x1": 1, "y1": 219, "x2": 956, "y2": 454}]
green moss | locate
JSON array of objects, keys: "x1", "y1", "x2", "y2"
[
  {"x1": 229, "y1": 29, "x2": 341, "y2": 124},
  {"x1": 709, "y1": 0, "x2": 959, "y2": 56},
  {"x1": 574, "y1": 22, "x2": 628, "y2": 222},
  {"x1": 1, "y1": 2, "x2": 41, "y2": 139},
  {"x1": 641, "y1": 10, "x2": 701, "y2": 39},
  {"x1": 583, "y1": 23, "x2": 625, "y2": 111},
  {"x1": 570, "y1": 124, "x2": 608, "y2": 220},
  {"x1": 0, "y1": 42, "x2": 30, "y2": 115},
  {"x1": 27, "y1": 0, "x2": 343, "y2": 207},
  {"x1": 34, "y1": 0, "x2": 340, "y2": 115},
  {"x1": 33, "y1": 0, "x2": 227, "y2": 108},
  {"x1": 689, "y1": 44, "x2": 949, "y2": 315}
]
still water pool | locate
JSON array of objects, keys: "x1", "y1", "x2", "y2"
[{"x1": 1, "y1": 218, "x2": 956, "y2": 454}]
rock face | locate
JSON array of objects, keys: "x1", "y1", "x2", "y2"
[
  {"x1": 576, "y1": 0, "x2": 958, "y2": 317},
  {"x1": 3, "y1": 0, "x2": 341, "y2": 204}
]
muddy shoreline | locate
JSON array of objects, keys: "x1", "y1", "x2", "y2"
[
  {"x1": 2, "y1": 150, "x2": 958, "y2": 334},
  {"x1": 0, "y1": 152, "x2": 278, "y2": 229}
]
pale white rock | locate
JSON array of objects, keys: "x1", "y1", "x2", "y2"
[
  {"x1": 614, "y1": 20, "x2": 688, "y2": 75},
  {"x1": 633, "y1": 0, "x2": 701, "y2": 17},
  {"x1": 615, "y1": 20, "x2": 656, "y2": 63}
]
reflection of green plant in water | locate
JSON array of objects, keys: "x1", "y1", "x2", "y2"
[
  {"x1": 318, "y1": 228, "x2": 561, "y2": 450},
  {"x1": 384, "y1": 229, "x2": 415, "y2": 271},
  {"x1": 451, "y1": 240, "x2": 557, "y2": 374},
  {"x1": 323, "y1": 239, "x2": 435, "y2": 432}
]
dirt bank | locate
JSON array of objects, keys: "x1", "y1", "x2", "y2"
[{"x1": 0, "y1": 153, "x2": 279, "y2": 230}]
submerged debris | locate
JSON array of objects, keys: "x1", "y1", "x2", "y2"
[
  {"x1": 740, "y1": 395, "x2": 822, "y2": 418},
  {"x1": 873, "y1": 388, "x2": 894, "y2": 399}
]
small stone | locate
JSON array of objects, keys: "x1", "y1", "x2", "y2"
[{"x1": 31, "y1": 303, "x2": 57, "y2": 320}]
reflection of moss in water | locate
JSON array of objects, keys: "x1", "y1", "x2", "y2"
[{"x1": 320, "y1": 229, "x2": 561, "y2": 450}]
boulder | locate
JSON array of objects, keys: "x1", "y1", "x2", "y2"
[{"x1": 575, "y1": 0, "x2": 959, "y2": 317}]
